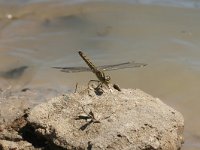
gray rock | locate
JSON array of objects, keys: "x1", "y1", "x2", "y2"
[
  {"x1": 28, "y1": 87, "x2": 184, "y2": 150},
  {"x1": 0, "y1": 129, "x2": 22, "y2": 141},
  {"x1": 0, "y1": 140, "x2": 35, "y2": 150},
  {"x1": 0, "y1": 87, "x2": 67, "y2": 124}
]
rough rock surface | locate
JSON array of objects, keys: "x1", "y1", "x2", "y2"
[
  {"x1": 0, "y1": 139, "x2": 35, "y2": 150},
  {"x1": 0, "y1": 115, "x2": 36, "y2": 150},
  {"x1": 0, "y1": 87, "x2": 67, "y2": 150},
  {"x1": 0, "y1": 87, "x2": 66, "y2": 124},
  {"x1": 27, "y1": 87, "x2": 184, "y2": 150}
]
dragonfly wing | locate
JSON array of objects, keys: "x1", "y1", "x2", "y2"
[
  {"x1": 98, "y1": 61, "x2": 147, "y2": 71},
  {"x1": 52, "y1": 66, "x2": 91, "y2": 73}
]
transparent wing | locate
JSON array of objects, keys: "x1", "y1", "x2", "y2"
[
  {"x1": 98, "y1": 61, "x2": 147, "y2": 71},
  {"x1": 53, "y1": 61, "x2": 147, "y2": 73},
  {"x1": 52, "y1": 66, "x2": 91, "y2": 73}
]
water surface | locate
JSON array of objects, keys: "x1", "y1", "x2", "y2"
[{"x1": 0, "y1": 1, "x2": 200, "y2": 149}]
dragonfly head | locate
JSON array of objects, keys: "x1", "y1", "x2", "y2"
[{"x1": 105, "y1": 75, "x2": 111, "y2": 83}]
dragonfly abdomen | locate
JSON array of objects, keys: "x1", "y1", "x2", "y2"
[{"x1": 78, "y1": 51, "x2": 98, "y2": 73}]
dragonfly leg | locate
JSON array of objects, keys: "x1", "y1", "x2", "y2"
[
  {"x1": 96, "y1": 82, "x2": 103, "y2": 89},
  {"x1": 88, "y1": 80, "x2": 100, "y2": 88},
  {"x1": 88, "y1": 80, "x2": 105, "y2": 95}
]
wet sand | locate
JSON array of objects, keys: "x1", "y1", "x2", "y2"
[{"x1": 0, "y1": 1, "x2": 200, "y2": 149}]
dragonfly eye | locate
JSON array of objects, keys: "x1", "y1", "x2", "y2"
[{"x1": 105, "y1": 76, "x2": 111, "y2": 82}]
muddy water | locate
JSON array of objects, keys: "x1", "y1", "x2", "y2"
[{"x1": 0, "y1": 1, "x2": 200, "y2": 149}]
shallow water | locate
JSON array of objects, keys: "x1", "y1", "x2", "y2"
[{"x1": 0, "y1": 1, "x2": 200, "y2": 149}]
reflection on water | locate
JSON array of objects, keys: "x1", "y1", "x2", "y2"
[
  {"x1": 0, "y1": 1, "x2": 200, "y2": 149},
  {"x1": 43, "y1": 15, "x2": 88, "y2": 29},
  {"x1": 0, "y1": 65, "x2": 28, "y2": 79}
]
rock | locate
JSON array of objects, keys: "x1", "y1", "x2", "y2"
[
  {"x1": 0, "y1": 129, "x2": 22, "y2": 141},
  {"x1": 0, "y1": 87, "x2": 67, "y2": 125},
  {"x1": 0, "y1": 140, "x2": 35, "y2": 150},
  {"x1": 0, "y1": 87, "x2": 70, "y2": 150},
  {"x1": 0, "y1": 108, "x2": 36, "y2": 150},
  {"x1": 27, "y1": 87, "x2": 184, "y2": 150}
]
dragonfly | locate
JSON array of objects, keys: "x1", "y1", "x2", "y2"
[{"x1": 53, "y1": 51, "x2": 147, "y2": 91}]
